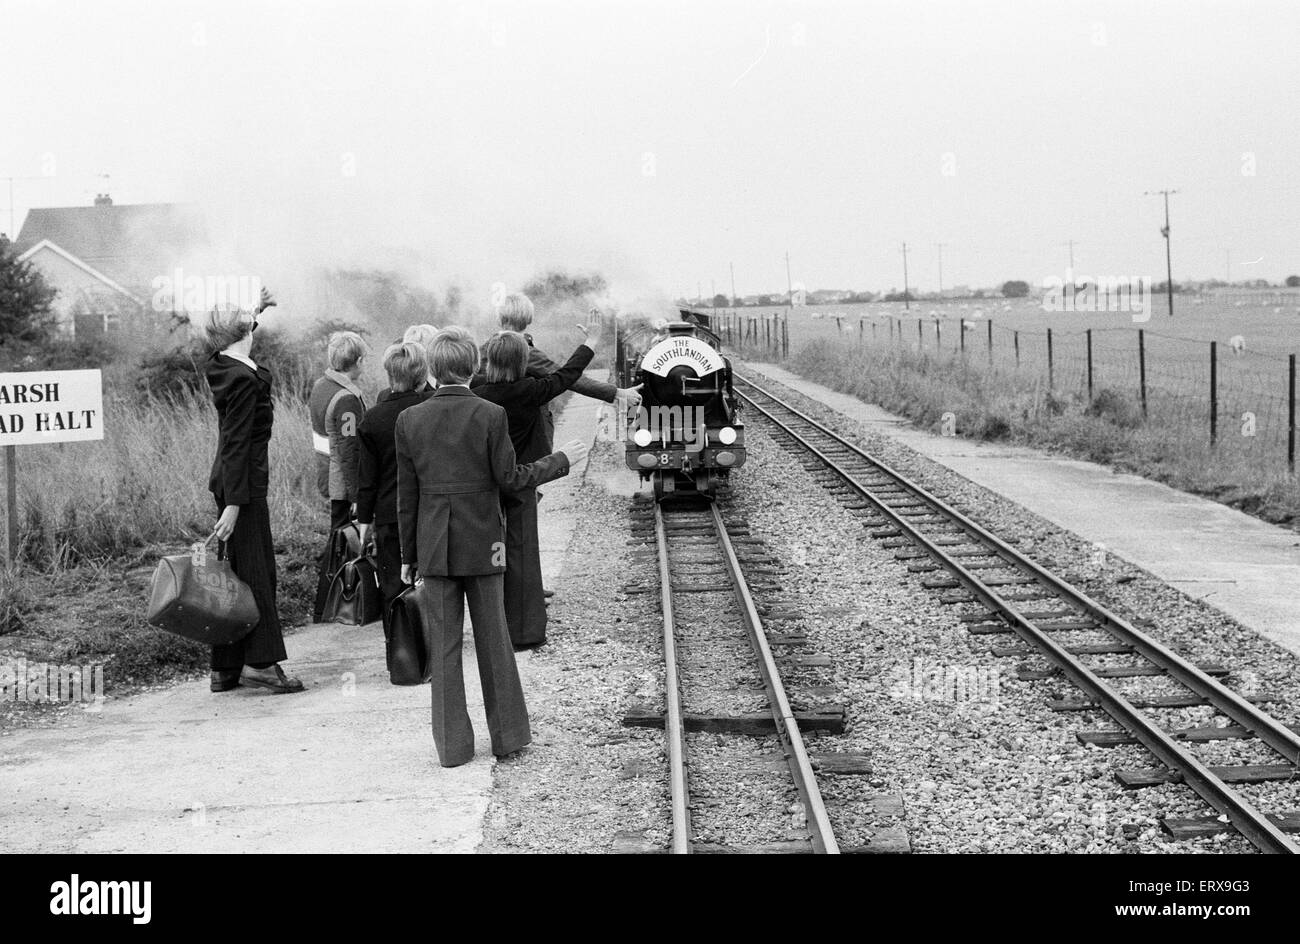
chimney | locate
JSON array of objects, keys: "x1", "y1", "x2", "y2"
[{"x1": 94, "y1": 193, "x2": 113, "y2": 206}]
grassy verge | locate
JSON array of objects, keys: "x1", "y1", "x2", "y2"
[
  {"x1": 0, "y1": 309, "x2": 607, "y2": 722},
  {"x1": 772, "y1": 338, "x2": 1300, "y2": 529},
  {"x1": 0, "y1": 389, "x2": 323, "y2": 716}
]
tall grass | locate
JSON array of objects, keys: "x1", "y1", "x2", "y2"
[
  {"x1": 0, "y1": 383, "x2": 326, "y2": 692},
  {"x1": 13, "y1": 387, "x2": 318, "y2": 567},
  {"x1": 784, "y1": 338, "x2": 1300, "y2": 527},
  {"x1": 0, "y1": 301, "x2": 611, "y2": 698}
]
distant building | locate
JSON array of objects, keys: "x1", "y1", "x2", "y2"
[{"x1": 12, "y1": 194, "x2": 213, "y2": 339}]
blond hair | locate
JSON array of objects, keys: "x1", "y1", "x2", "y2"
[
  {"x1": 327, "y1": 331, "x2": 368, "y2": 372},
  {"x1": 428, "y1": 328, "x2": 478, "y2": 385},
  {"x1": 497, "y1": 292, "x2": 535, "y2": 332},
  {"x1": 402, "y1": 323, "x2": 439, "y2": 350},
  {"x1": 382, "y1": 341, "x2": 428, "y2": 393},
  {"x1": 204, "y1": 306, "x2": 251, "y2": 352},
  {"x1": 482, "y1": 331, "x2": 530, "y2": 384}
]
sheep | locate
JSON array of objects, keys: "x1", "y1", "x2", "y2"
[{"x1": 1229, "y1": 334, "x2": 1246, "y2": 355}]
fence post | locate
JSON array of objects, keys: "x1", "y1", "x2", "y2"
[
  {"x1": 917, "y1": 318, "x2": 923, "y2": 349},
  {"x1": 959, "y1": 319, "x2": 965, "y2": 355},
  {"x1": 782, "y1": 313, "x2": 789, "y2": 358},
  {"x1": 1047, "y1": 328, "x2": 1054, "y2": 388},
  {"x1": 936, "y1": 319, "x2": 941, "y2": 351},
  {"x1": 1210, "y1": 340, "x2": 1218, "y2": 446},
  {"x1": 1086, "y1": 329, "x2": 1094, "y2": 401},
  {"x1": 1139, "y1": 329, "x2": 1148, "y2": 419},
  {"x1": 987, "y1": 319, "x2": 993, "y2": 366},
  {"x1": 858, "y1": 319, "x2": 864, "y2": 345},
  {"x1": 1014, "y1": 330, "x2": 1020, "y2": 368},
  {"x1": 1289, "y1": 352, "x2": 1296, "y2": 473}
]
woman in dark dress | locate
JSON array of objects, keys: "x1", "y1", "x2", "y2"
[
  {"x1": 204, "y1": 291, "x2": 304, "y2": 694},
  {"x1": 471, "y1": 326, "x2": 596, "y2": 649}
]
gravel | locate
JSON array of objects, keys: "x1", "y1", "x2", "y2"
[
  {"x1": 480, "y1": 366, "x2": 1299, "y2": 854},
  {"x1": 732, "y1": 364, "x2": 1300, "y2": 853}
]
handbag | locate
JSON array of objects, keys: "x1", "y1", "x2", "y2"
[
  {"x1": 321, "y1": 553, "x2": 383, "y2": 625},
  {"x1": 314, "y1": 522, "x2": 364, "y2": 621},
  {"x1": 324, "y1": 523, "x2": 363, "y2": 579},
  {"x1": 387, "y1": 583, "x2": 430, "y2": 685},
  {"x1": 146, "y1": 536, "x2": 259, "y2": 645}
]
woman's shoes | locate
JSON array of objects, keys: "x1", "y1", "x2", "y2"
[
  {"x1": 210, "y1": 670, "x2": 240, "y2": 692},
  {"x1": 239, "y1": 664, "x2": 305, "y2": 694}
]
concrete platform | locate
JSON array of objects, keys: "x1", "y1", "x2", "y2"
[
  {"x1": 0, "y1": 388, "x2": 603, "y2": 853},
  {"x1": 746, "y1": 363, "x2": 1300, "y2": 658}
]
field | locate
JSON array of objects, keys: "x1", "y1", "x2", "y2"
[{"x1": 718, "y1": 293, "x2": 1300, "y2": 528}]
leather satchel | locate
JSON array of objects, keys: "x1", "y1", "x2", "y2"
[
  {"x1": 387, "y1": 583, "x2": 430, "y2": 685},
  {"x1": 146, "y1": 538, "x2": 259, "y2": 645},
  {"x1": 324, "y1": 523, "x2": 363, "y2": 579},
  {"x1": 321, "y1": 553, "x2": 383, "y2": 625},
  {"x1": 313, "y1": 522, "x2": 364, "y2": 623}
]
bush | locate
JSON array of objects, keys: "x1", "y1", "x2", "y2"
[
  {"x1": 0, "y1": 238, "x2": 57, "y2": 345},
  {"x1": 0, "y1": 335, "x2": 120, "y2": 372},
  {"x1": 975, "y1": 413, "x2": 1012, "y2": 440},
  {"x1": 134, "y1": 325, "x2": 327, "y2": 405},
  {"x1": 135, "y1": 343, "x2": 205, "y2": 401},
  {"x1": 1085, "y1": 387, "x2": 1143, "y2": 429},
  {"x1": 523, "y1": 269, "x2": 607, "y2": 303},
  {"x1": 0, "y1": 570, "x2": 28, "y2": 635}
]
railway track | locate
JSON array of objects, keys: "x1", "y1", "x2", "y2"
[
  {"x1": 734, "y1": 370, "x2": 1300, "y2": 854},
  {"x1": 636, "y1": 498, "x2": 839, "y2": 854}
]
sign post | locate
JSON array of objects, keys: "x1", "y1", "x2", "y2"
[
  {"x1": 5, "y1": 445, "x2": 15, "y2": 563},
  {"x1": 0, "y1": 369, "x2": 105, "y2": 566}
]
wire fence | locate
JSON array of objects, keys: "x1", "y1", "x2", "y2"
[{"x1": 711, "y1": 307, "x2": 1298, "y2": 473}]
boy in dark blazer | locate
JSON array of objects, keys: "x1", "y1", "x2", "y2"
[
  {"x1": 357, "y1": 341, "x2": 432, "y2": 638},
  {"x1": 394, "y1": 327, "x2": 589, "y2": 767},
  {"x1": 471, "y1": 329, "x2": 594, "y2": 648}
]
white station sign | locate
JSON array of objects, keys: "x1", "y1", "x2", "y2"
[
  {"x1": 0, "y1": 370, "x2": 105, "y2": 446},
  {"x1": 641, "y1": 336, "x2": 724, "y2": 378}
]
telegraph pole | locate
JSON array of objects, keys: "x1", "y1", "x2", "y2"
[
  {"x1": 1145, "y1": 189, "x2": 1179, "y2": 317},
  {"x1": 785, "y1": 251, "x2": 794, "y2": 307},
  {"x1": 730, "y1": 261, "x2": 737, "y2": 308},
  {"x1": 936, "y1": 243, "x2": 947, "y2": 296},
  {"x1": 1, "y1": 175, "x2": 47, "y2": 238},
  {"x1": 900, "y1": 242, "x2": 911, "y2": 310}
]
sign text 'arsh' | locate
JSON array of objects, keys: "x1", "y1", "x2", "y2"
[{"x1": 0, "y1": 370, "x2": 105, "y2": 446}]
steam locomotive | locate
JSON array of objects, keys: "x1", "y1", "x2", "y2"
[{"x1": 616, "y1": 308, "x2": 746, "y2": 500}]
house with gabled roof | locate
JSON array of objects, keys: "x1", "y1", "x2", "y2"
[{"x1": 13, "y1": 194, "x2": 213, "y2": 339}]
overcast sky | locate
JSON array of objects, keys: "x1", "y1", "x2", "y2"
[{"x1": 2, "y1": 0, "x2": 1297, "y2": 303}]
